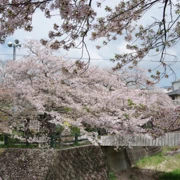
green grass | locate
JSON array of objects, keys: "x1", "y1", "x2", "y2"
[
  {"x1": 135, "y1": 146, "x2": 180, "y2": 180},
  {"x1": 159, "y1": 169, "x2": 180, "y2": 180},
  {"x1": 136, "y1": 152, "x2": 165, "y2": 167},
  {"x1": 108, "y1": 172, "x2": 117, "y2": 180},
  {"x1": 136, "y1": 147, "x2": 180, "y2": 171}
]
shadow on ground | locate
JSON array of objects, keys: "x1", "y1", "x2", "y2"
[{"x1": 116, "y1": 168, "x2": 180, "y2": 180}]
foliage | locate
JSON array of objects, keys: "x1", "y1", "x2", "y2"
[
  {"x1": 108, "y1": 172, "x2": 117, "y2": 180},
  {"x1": 55, "y1": 125, "x2": 64, "y2": 135},
  {"x1": 70, "y1": 126, "x2": 80, "y2": 136},
  {"x1": 12, "y1": 129, "x2": 24, "y2": 138},
  {"x1": 0, "y1": 40, "x2": 179, "y2": 144},
  {"x1": 0, "y1": 134, "x2": 3, "y2": 141},
  {"x1": 0, "y1": 133, "x2": 23, "y2": 143},
  {"x1": 0, "y1": 0, "x2": 180, "y2": 80},
  {"x1": 159, "y1": 169, "x2": 180, "y2": 180},
  {"x1": 0, "y1": 143, "x2": 38, "y2": 148},
  {"x1": 5, "y1": 135, "x2": 21, "y2": 143}
]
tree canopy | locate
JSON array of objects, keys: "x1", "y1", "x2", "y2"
[
  {"x1": 0, "y1": 0, "x2": 180, "y2": 80},
  {"x1": 0, "y1": 40, "x2": 179, "y2": 144}
]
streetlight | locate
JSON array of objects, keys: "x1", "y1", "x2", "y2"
[{"x1": 8, "y1": 39, "x2": 21, "y2": 60}]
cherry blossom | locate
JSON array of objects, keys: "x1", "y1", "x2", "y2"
[
  {"x1": 0, "y1": 40, "x2": 179, "y2": 144},
  {"x1": 0, "y1": 0, "x2": 179, "y2": 79}
]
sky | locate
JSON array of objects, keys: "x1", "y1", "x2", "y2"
[{"x1": 0, "y1": 0, "x2": 180, "y2": 87}]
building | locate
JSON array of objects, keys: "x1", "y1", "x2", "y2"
[
  {"x1": 168, "y1": 79, "x2": 180, "y2": 105},
  {"x1": 161, "y1": 86, "x2": 172, "y2": 93}
]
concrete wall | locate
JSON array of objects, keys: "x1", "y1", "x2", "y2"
[
  {"x1": 0, "y1": 146, "x2": 108, "y2": 180},
  {"x1": 175, "y1": 95, "x2": 180, "y2": 101},
  {"x1": 102, "y1": 146, "x2": 162, "y2": 173},
  {"x1": 173, "y1": 81, "x2": 180, "y2": 90},
  {"x1": 126, "y1": 146, "x2": 162, "y2": 165},
  {"x1": 102, "y1": 147, "x2": 130, "y2": 173}
]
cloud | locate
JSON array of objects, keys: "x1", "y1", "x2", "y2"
[
  {"x1": 117, "y1": 42, "x2": 132, "y2": 54},
  {"x1": 0, "y1": 1, "x2": 180, "y2": 87}
]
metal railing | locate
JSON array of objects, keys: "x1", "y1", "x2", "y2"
[{"x1": 0, "y1": 133, "x2": 89, "y2": 148}]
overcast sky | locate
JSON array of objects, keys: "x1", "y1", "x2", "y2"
[{"x1": 0, "y1": 1, "x2": 180, "y2": 87}]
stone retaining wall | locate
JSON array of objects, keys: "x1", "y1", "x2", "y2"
[
  {"x1": 0, "y1": 146, "x2": 162, "y2": 179},
  {"x1": 0, "y1": 146, "x2": 108, "y2": 180}
]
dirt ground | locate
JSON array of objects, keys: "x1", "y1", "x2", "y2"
[{"x1": 116, "y1": 168, "x2": 164, "y2": 180}]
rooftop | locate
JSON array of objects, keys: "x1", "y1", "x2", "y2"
[
  {"x1": 172, "y1": 79, "x2": 180, "y2": 84},
  {"x1": 168, "y1": 88, "x2": 180, "y2": 96}
]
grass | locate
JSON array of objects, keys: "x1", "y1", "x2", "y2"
[
  {"x1": 135, "y1": 146, "x2": 180, "y2": 180},
  {"x1": 108, "y1": 172, "x2": 117, "y2": 180},
  {"x1": 136, "y1": 147, "x2": 180, "y2": 171},
  {"x1": 159, "y1": 169, "x2": 180, "y2": 180},
  {"x1": 136, "y1": 152, "x2": 165, "y2": 168}
]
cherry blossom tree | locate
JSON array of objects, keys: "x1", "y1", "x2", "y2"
[
  {"x1": 0, "y1": 0, "x2": 180, "y2": 80},
  {"x1": 119, "y1": 67, "x2": 154, "y2": 89},
  {"x1": 0, "y1": 39, "x2": 179, "y2": 144}
]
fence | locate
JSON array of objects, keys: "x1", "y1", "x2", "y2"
[
  {"x1": 49, "y1": 134, "x2": 89, "y2": 148},
  {"x1": 0, "y1": 133, "x2": 89, "y2": 148},
  {"x1": 100, "y1": 132, "x2": 180, "y2": 146}
]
